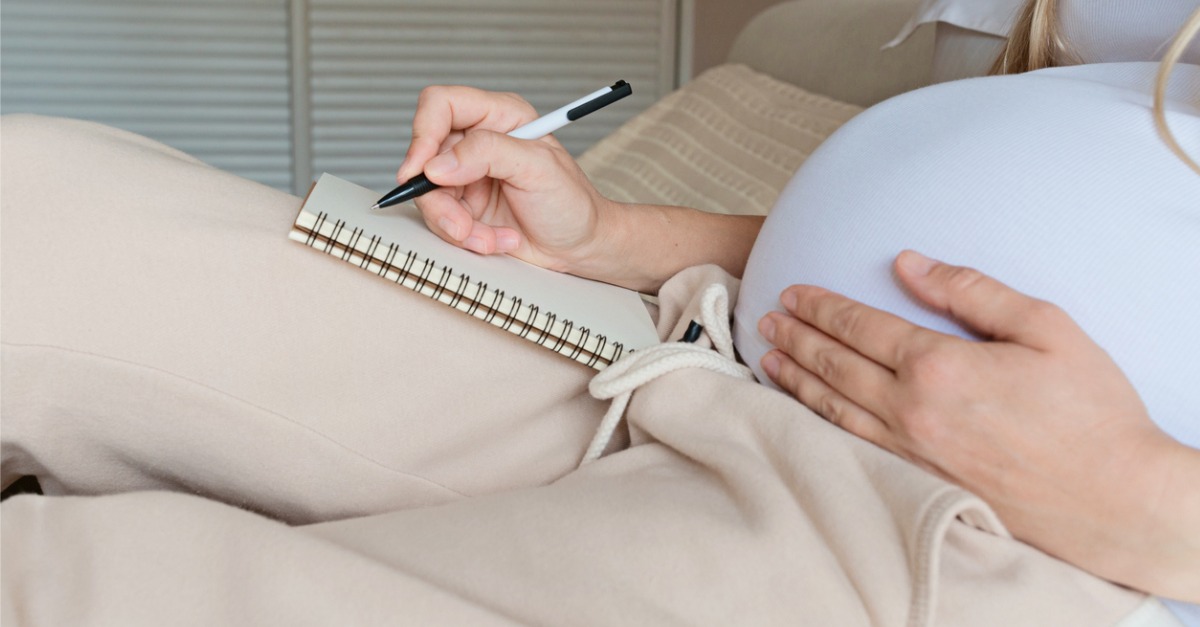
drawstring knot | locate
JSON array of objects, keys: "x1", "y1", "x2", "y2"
[{"x1": 582, "y1": 283, "x2": 755, "y2": 465}]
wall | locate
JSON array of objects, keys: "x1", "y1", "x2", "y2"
[{"x1": 691, "y1": 0, "x2": 787, "y2": 76}]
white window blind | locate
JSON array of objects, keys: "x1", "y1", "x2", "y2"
[
  {"x1": 1, "y1": 0, "x2": 679, "y2": 196},
  {"x1": 0, "y1": 0, "x2": 295, "y2": 191},
  {"x1": 306, "y1": 0, "x2": 677, "y2": 189}
]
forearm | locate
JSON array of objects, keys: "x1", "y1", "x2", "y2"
[{"x1": 570, "y1": 199, "x2": 764, "y2": 293}]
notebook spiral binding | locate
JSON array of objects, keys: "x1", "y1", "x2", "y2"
[{"x1": 295, "y1": 211, "x2": 627, "y2": 369}]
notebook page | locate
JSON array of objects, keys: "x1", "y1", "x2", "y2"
[{"x1": 296, "y1": 174, "x2": 660, "y2": 357}]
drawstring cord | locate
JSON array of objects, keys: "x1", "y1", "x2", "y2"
[{"x1": 582, "y1": 283, "x2": 755, "y2": 465}]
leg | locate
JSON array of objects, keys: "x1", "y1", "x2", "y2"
[
  {"x1": 0, "y1": 365, "x2": 1145, "y2": 625},
  {"x1": 0, "y1": 115, "x2": 608, "y2": 523}
]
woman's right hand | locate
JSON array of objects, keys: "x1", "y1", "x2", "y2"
[{"x1": 399, "y1": 85, "x2": 620, "y2": 278}]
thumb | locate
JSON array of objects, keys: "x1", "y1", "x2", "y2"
[
  {"x1": 421, "y1": 129, "x2": 559, "y2": 192},
  {"x1": 895, "y1": 250, "x2": 1069, "y2": 347}
]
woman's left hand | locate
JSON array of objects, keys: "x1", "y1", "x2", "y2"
[{"x1": 757, "y1": 250, "x2": 1200, "y2": 601}]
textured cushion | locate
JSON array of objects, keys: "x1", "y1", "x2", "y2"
[
  {"x1": 577, "y1": 64, "x2": 862, "y2": 216},
  {"x1": 727, "y1": 0, "x2": 934, "y2": 108}
]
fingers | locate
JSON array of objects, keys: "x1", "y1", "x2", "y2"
[
  {"x1": 398, "y1": 86, "x2": 539, "y2": 182},
  {"x1": 758, "y1": 310, "x2": 896, "y2": 418},
  {"x1": 416, "y1": 188, "x2": 520, "y2": 255},
  {"x1": 421, "y1": 128, "x2": 565, "y2": 192},
  {"x1": 411, "y1": 128, "x2": 558, "y2": 252},
  {"x1": 760, "y1": 349, "x2": 894, "y2": 449},
  {"x1": 410, "y1": 124, "x2": 597, "y2": 261},
  {"x1": 895, "y1": 250, "x2": 1075, "y2": 349},
  {"x1": 398, "y1": 131, "x2": 460, "y2": 184},
  {"x1": 778, "y1": 284, "x2": 930, "y2": 370}
]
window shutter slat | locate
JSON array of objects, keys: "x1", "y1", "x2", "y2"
[
  {"x1": 1, "y1": 0, "x2": 679, "y2": 195},
  {"x1": 0, "y1": 0, "x2": 294, "y2": 192},
  {"x1": 308, "y1": 0, "x2": 674, "y2": 190}
]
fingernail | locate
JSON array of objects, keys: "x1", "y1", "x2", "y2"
[
  {"x1": 438, "y1": 217, "x2": 462, "y2": 241},
  {"x1": 758, "y1": 315, "x2": 776, "y2": 342},
  {"x1": 496, "y1": 231, "x2": 519, "y2": 252},
  {"x1": 899, "y1": 250, "x2": 938, "y2": 276},
  {"x1": 761, "y1": 352, "x2": 780, "y2": 378},
  {"x1": 780, "y1": 289, "x2": 797, "y2": 310},
  {"x1": 425, "y1": 152, "x2": 458, "y2": 178}
]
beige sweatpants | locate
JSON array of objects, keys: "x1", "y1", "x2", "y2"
[{"x1": 0, "y1": 115, "x2": 1152, "y2": 625}]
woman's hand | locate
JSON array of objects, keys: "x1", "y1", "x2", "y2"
[
  {"x1": 396, "y1": 85, "x2": 765, "y2": 293},
  {"x1": 757, "y1": 250, "x2": 1200, "y2": 601},
  {"x1": 398, "y1": 85, "x2": 616, "y2": 276}
]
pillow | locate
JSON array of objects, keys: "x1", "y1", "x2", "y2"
[
  {"x1": 885, "y1": 0, "x2": 1023, "y2": 48},
  {"x1": 887, "y1": 0, "x2": 1200, "y2": 65},
  {"x1": 577, "y1": 64, "x2": 862, "y2": 217}
]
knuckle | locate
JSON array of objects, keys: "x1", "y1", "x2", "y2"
[
  {"x1": 500, "y1": 91, "x2": 526, "y2": 104},
  {"x1": 420, "y1": 211, "x2": 442, "y2": 234},
  {"x1": 811, "y1": 345, "x2": 843, "y2": 383},
  {"x1": 549, "y1": 144, "x2": 574, "y2": 165},
  {"x1": 526, "y1": 137, "x2": 555, "y2": 157},
  {"x1": 942, "y1": 265, "x2": 988, "y2": 295},
  {"x1": 417, "y1": 85, "x2": 448, "y2": 106},
  {"x1": 896, "y1": 404, "x2": 945, "y2": 444},
  {"x1": 460, "y1": 128, "x2": 496, "y2": 153},
  {"x1": 500, "y1": 92, "x2": 536, "y2": 115},
  {"x1": 827, "y1": 303, "x2": 864, "y2": 340},
  {"x1": 817, "y1": 394, "x2": 840, "y2": 423},
  {"x1": 904, "y1": 343, "x2": 961, "y2": 389},
  {"x1": 524, "y1": 141, "x2": 565, "y2": 174},
  {"x1": 815, "y1": 392, "x2": 847, "y2": 427},
  {"x1": 548, "y1": 146, "x2": 577, "y2": 173},
  {"x1": 1024, "y1": 298, "x2": 1067, "y2": 327}
]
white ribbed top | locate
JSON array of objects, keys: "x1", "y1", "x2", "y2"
[
  {"x1": 734, "y1": 61, "x2": 1200, "y2": 622},
  {"x1": 1060, "y1": 0, "x2": 1200, "y2": 64}
]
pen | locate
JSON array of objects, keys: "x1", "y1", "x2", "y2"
[{"x1": 371, "y1": 80, "x2": 633, "y2": 210}]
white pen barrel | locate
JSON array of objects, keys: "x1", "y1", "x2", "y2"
[{"x1": 507, "y1": 85, "x2": 614, "y2": 141}]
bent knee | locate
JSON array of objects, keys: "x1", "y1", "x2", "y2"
[
  {"x1": 0, "y1": 113, "x2": 202, "y2": 166},
  {"x1": 1, "y1": 114, "x2": 108, "y2": 155}
]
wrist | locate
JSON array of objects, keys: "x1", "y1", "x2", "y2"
[
  {"x1": 557, "y1": 198, "x2": 763, "y2": 294},
  {"x1": 560, "y1": 197, "x2": 653, "y2": 290},
  {"x1": 1087, "y1": 431, "x2": 1200, "y2": 602},
  {"x1": 1139, "y1": 439, "x2": 1200, "y2": 601}
]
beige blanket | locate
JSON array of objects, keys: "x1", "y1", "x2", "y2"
[{"x1": 0, "y1": 114, "x2": 1153, "y2": 626}]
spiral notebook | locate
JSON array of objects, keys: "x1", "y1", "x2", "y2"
[{"x1": 289, "y1": 174, "x2": 660, "y2": 369}]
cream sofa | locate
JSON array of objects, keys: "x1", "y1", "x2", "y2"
[
  {"x1": 727, "y1": 0, "x2": 934, "y2": 107},
  {"x1": 578, "y1": 0, "x2": 1004, "y2": 216}
]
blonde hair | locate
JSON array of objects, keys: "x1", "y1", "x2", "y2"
[
  {"x1": 993, "y1": 1, "x2": 1200, "y2": 175},
  {"x1": 1155, "y1": 7, "x2": 1200, "y2": 174},
  {"x1": 989, "y1": 0, "x2": 1078, "y2": 74}
]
